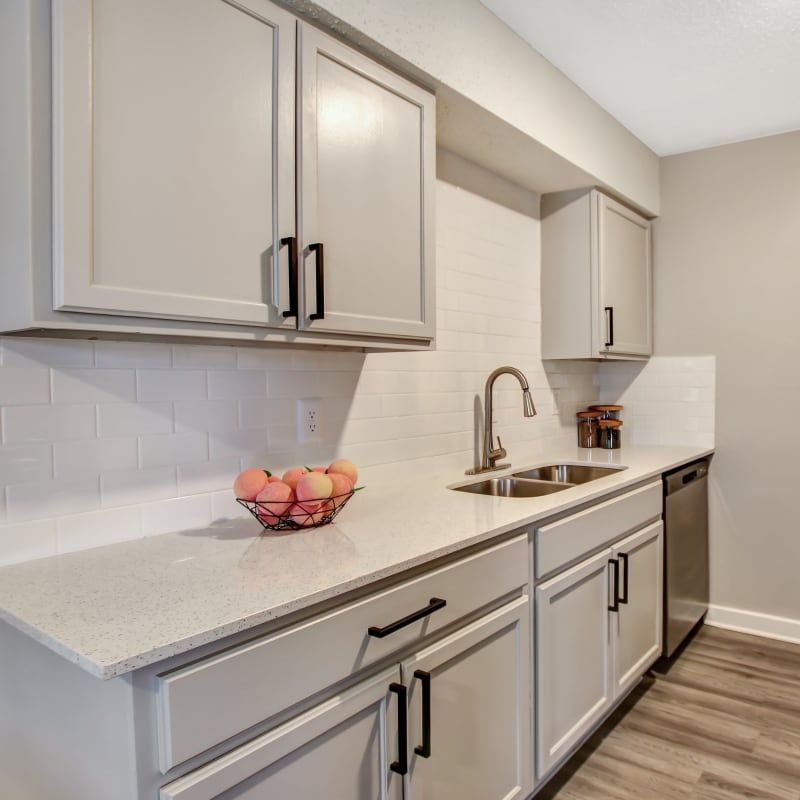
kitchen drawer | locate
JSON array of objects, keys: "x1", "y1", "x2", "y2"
[
  {"x1": 155, "y1": 534, "x2": 528, "y2": 772},
  {"x1": 534, "y1": 481, "x2": 661, "y2": 579}
]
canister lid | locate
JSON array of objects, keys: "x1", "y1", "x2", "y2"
[
  {"x1": 576, "y1": 411, "x2": 602, "y2": 418},
  {"x1": 589, "y1": 404, "x2": 624, "y2": 412},
  {"x1": 598, "y1": 419, "x2": 623, "y2": 428}
]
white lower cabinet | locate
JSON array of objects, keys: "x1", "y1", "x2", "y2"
[
  {"x1": 159, "y1": 665, "x2": 404, "y2": 800},
  {"x1": 535, "y1": 506, "x2": 663, "y2": 782},
  {"x1": 161, "y1": 596, "x2": 531, "y2": 800}
]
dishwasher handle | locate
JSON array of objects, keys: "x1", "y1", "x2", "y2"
[{"x1": 664, "y1": 459, "x2": 709, "y2": 495}]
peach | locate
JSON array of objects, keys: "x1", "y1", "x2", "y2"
[
  {"x1": 327, "y1": 458, "x2": 358, "y2": 486},
  {"x1": 282, "y1": 467, "x2": 310, "y2": 491},
  {"x1": 323, "y1": 472, "x2": 354, "y2": 512},
  {"x1": 286, "y1": 502, "x2": 327, "y2": 527},
  {"x1": 233, "y1": 468, "x2": 270, "y2": 501},
  {"x1": 296, "y1": 472, "x2": 333, "y2": 505},
  {"x1": 254, "y1": 482, "x2": 294, "y2": 525},
  {"x1": 267, "y1": 475, "x2": 284, "y2": 484}
]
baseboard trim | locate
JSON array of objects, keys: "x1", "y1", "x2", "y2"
[{"x1": 706, "y1": 604, "x2": 800, "y2": 645}]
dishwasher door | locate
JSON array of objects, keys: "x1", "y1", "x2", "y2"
[{"x1": 663, "y1": 459, "x2": 710, "y2": 656}]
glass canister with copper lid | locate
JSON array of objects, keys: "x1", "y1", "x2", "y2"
[
  {"x1": 577, "y1": 411, "x2": 602, "y2": 448},
  {"x1": 589, "y1": 404, "x2": 624, "y2": 421},
  {"x1": 598, "y1": 418, "x2": 623, "y2": 449}
]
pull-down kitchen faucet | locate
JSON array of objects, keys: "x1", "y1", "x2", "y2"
[{"x1": 466, "y1": 366, "x2": 536, "y2": 475}]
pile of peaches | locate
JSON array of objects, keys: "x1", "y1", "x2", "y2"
[{"x1": 234, "y1": 458, "x2": 359, "y2": 530}]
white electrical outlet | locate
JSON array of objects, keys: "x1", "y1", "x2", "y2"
[{"x1": 297, "y1": 398, "x2": 323, "y2": 444}]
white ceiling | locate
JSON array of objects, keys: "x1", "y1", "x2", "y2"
[{"x1": 479, "y1": 0, "x2": 800, "y2": 156}]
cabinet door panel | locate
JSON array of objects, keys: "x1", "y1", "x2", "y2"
[
  {"x1": 54, "y1": 0, "x2": 296, "y2": 326},
  {"x1": 403, "y1": 597, "x2": 532, "y2": 800},
  {"x1": 159, "y1": 665, "x2": 402, "y2": 800},
  {"x1": 612, "y1": 521, "x2": 663, "y2": 696},
  {"x1": 535, "y1": 549, "x2": 612, "y2": 780},
  {"x1": 298, "y1": 25, "x2": 435, "y2": 340},
  {"x1": 597, "y1": 193, "x2": 652, "y2": 356}
]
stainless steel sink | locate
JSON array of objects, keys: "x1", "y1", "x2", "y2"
[
  {"x1": 512, "y1": 464, "x2": 625, "y2": 484},
  {"x1": 451, "y1": 477, "x2": 571, "y2": 498}
]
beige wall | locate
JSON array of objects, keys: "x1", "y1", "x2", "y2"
[{"x1": 655, "y1": 131, "x2": 800, "y2": 637}]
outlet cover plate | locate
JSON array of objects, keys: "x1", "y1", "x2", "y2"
[{"x1": 297, "y1": 398, "x2": 322, "y2": 444}]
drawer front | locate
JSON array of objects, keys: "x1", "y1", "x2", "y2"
[
  {"x1": 534, "y1": 481, "x2": 661, "y2": 579},
  {"x1": 156, "y1": 534, "x2": 528, "y2": 771}
]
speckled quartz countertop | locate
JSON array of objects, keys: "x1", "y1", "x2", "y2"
[{"x1": 0, "y1": 444, "x2": 712, "y2": 680}]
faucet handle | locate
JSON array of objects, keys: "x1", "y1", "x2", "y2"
[{"x1": 489, "y1": 436, "x2": 507, "y2": 463}]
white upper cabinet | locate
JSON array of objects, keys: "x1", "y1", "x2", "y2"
[
  {"x1": 2, "y1": 0, "x2": 434, "y2": 347},
  {"x1": 54, "y1": 0, "x2": 297, "y2": 328},
  {"x1": 541, "y1": 188, "x2": 653, "y2": 360},
  {"x1": 298, "y1": 25, "x2": 436, "y2": 339}
]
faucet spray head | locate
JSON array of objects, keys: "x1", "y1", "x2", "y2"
[{"x1": 522, "y1": 388, "x2": 536, "y2": 417}]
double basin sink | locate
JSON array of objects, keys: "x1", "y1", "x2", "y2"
[{"x1": 452, "y1": 463, "x2": 626, "y2": 497}]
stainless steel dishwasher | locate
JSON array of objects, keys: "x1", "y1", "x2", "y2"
[{"x1": 663, "y1": 458, "x2": 710, "y2": 656}]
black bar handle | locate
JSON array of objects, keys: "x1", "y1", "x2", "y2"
[
  {"x1": 618, "y1": 552, "x2": 629, "y2": 605},
  {"x1": 682, "y1": 470, "x2": 698, "y2": 485},
  {"x1": 368, "y1": 598, "x2": 446, "y2": 639},
  {"x1": 604, "y1": 306, "x2": 614, "y2": 347},
  {"x1": 608, "y1": 558, "x2": 620, "y2": 612},
  {"x1": 308, "y1": 242, "x2": 325, "y2": 321},
  {"x1": 389, "y1": 682, "x2": 407, "y2": 775},
  {"x1": 280, "y1": 236, "x2": 298, "y2": 319},
  {"x1": 413, "y1": 669, "x2": 431, "y2": 758}
]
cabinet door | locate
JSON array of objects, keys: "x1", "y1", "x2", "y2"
[
  {"x1": 403, "y1": 597, "x2": 532, "y2": 800},
  {"x1": 611, "y1": 521, "x2": 663, "y2": 697},
  {"x1": 596, "y1": 192, "x2": 653, "y2": 356},
  {"x1": 535, "y1": 549, "x2": 612, "y2": 780},
  {"x1": 159, "y1": 665, "x2": 402, "y2": 800},
  {"x1": 53, "y1": 0, "x2": 296, "y2": 327},
  {"x1": 297, "y1": 25, "x2": 435, "y2": 340}
]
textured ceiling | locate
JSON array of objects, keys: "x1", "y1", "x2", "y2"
[{"x1": 480, "y1": 0, "x2": 800, "y2": 155}]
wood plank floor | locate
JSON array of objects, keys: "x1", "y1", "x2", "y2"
[{"x1": 536, "y1": 625, "x2": 800, "y2": 799}]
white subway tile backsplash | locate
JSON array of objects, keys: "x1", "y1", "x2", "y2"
[
  {"x1": 98, "y1": 402, "x2": 173, "y2": 437},
  {"x1": 208, "y1": 428, "x2": 269, "y2": 461},
  {"x1": 0, "y1": 519, "x2": 58, "y2": 566},
  {"x1": 2, "y1": 338, "x2": 94, "y2": 368},
  {"x1": 140, "y1": 495, "x2": 212, "y2": 537},
  {"x1": 173, "y1": 345, "x2": 237, "y2": 369},
  {"x1": 2, "y1": 404, "x2": 97, "y2": 444},
  {"x1": 95, "y1": 341, "x2": 172, "y2": 368},
  {"x1": 52, "y1": 368, "x2": 136, "y2": 404},
  {"x1": 54, "y1": 437, "x2": 138, "y2": 477},
  {"x1": 208, "y1": 369, "x2": 267, "y2": 400},
  {"x1": 100, "y1": 466, "x2": 177, "y2": 507},
  {"x1": 56, "y1": 507, "x2": 142, "y2": 553},
  {"x1": 177, "y1": 458, "x2": 240, "y2": 496},
  {"x1": 0, "y1": 368, "x2": 50, "y2": 405},
  {"x1": 7, "y1": 476, "x2": 100, "y2": 522},
  {"x1": 137, "y1": 369, "x2": 207, "y2": 402},
  {"x1": 139, "y1": 432, "x2": 208, "y2": 468},
  {"x1": 174, "y1": 400, "x2": 239, "y2": 434},
  {"x1": 0, "y1": 443, "x2": 53, "y2": 485}
]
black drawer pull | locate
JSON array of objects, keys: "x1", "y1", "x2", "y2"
[
  {"x1": 368, "y1": 598, "x2": 447, "y2": 639},
  {"x1": 604, "y1": 306, "x2": 614, "y2": 347},
  {"x1": 308, "y1": 242, "x2": 325, "y2": 321},
  {"x1": 618, "y1": 552, "x2": 629, "y2": 604},
  {"x1": 389, "y1": 682, "x2": 407, "y2": 775},
  {"x1": 608, "y1": 558, "x2": 620, "y2": 612},
  {"x1": 414, "y1": 669, "x2": 432, "y2": 758},
  {"x1": 280, "y1": 236, "x2": 298, "y2": 319}
]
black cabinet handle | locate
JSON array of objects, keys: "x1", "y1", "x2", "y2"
[
  {"x1": 308, "y1": 242, "x2": 325, "y2": 321},
  {"x1": 389, "y1": 682, "x2": 407, "y2": 775},
  {"x1": 618, "y1": 552, "x2": 629, "y2": 605},
  {"x1": 280, "y1": 236, "x2": 298, "y2": 319},
  {"x1": 604, "y1": 306, "x2": 614, "y2": 347},
  {"x1": 608, "y1": 558, "x2": 620, "y2": 612},
  {"x1": 368, "y1": 598, "x2": 446, "y2": 639},
  {"x1": 413, "y1": 669, "x2": 432, "y2": 758}
]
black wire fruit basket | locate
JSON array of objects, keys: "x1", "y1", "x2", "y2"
[{"x1": 237, "y1": 489, "x2": 358, "y2": 531}]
